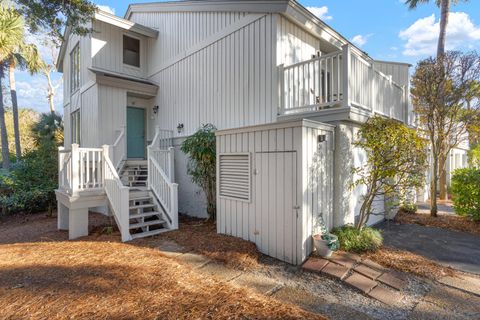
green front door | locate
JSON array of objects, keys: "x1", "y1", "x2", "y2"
[{"x1": 127, "y1": 107, "x2": 145, "y2": 158}]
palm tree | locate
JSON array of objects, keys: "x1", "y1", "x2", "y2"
[
  {"x1": 405, "y1": 0, "x2": 466, "y2": 57},
  {"x1": 0, "y1": 5, "x2": 24, "y2": 170},
  {"x1": 8, "y1": 43, "x2": 44, "y2": 161}
]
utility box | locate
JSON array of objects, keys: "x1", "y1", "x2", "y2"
[{"x1": 215, "y1": 119, "x2": 335, "y2": 265}]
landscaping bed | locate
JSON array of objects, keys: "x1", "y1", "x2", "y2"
[
  {"x1": 0, "y1": 213, "x2": 323, "y2": 320},
  {"x1": 362, "y1": 246, "x2": 456, "y2": 280},
  {"x1": 395, "y1": 209, "x2": 480, "y2": 235}
]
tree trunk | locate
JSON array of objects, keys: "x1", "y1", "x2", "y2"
[
  {"x1": 437, "y1": 0, "x2": 450, "y2": 57},
  {"x1": 0, "y1": 70, "x2": 11, "y2": 170},
  {"x1": 45, "y1": 70, "x2": 56, "y2": 114},
  {"x1": 9, "y1": 64, "x2": 21, "y2": 161},
  {"x1": 438, "y1": 152, "x2": 448, "y2": 200},
  {"x1": 430, "y1": 154, "x2": 439, "y2": 217}
]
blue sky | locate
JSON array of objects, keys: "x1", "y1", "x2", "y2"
[{"x1": 14, "y1": 0, "x2": 480, "y2": 113}]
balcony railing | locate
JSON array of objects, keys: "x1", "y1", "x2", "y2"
[{"x1": 279, "y1": 45, "x2": 407, "y2": 122}]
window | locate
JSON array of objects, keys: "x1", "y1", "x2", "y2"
[
  {"x1": 71, "y1": 110, "x2": 81, "y2": 145},
  {"x1": 123, "y1": 35, "x2": 140, "y2": 67},
  {"x1": 70, "y1": 44, "x2": 80, "y2": 93},
  {"x1": 219, "y1": 153, "x2": 251, "y2": 201}
]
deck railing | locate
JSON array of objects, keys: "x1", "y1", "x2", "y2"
[
  {"x1": 58, "y1": 144, "x2": 104, "y2": 194},
  {"x1": 279, "y1": 45, "x2": 407, "y2": 121}
]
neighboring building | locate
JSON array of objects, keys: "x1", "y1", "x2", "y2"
[{"x1": 56, "y1": 0, "x2": 412, "y2": 264}]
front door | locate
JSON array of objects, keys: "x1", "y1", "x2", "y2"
[{"x1": 127, "y1": 106, "x2": 145, "y2": 158}]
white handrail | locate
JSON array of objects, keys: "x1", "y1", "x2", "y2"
[
  {"x1": 103, "y1": 145, "x2": 131, "y2": 242},
  {"x1": 112, "y1": 127, "x2": 126, "y2": 170},
  {"x1": 148, "y1": 150, "x2": 178, "y2": 230},
  {"x1": 150, "y1": 126, "x2": 173, "y2": 150}
]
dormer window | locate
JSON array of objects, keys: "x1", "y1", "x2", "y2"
[{"x1": 123, "y1": 35, "x2": 140, "y2": 67}]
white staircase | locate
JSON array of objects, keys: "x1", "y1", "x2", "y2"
[{"x1": 119, "y1": 161, "x2": 171, "y2": 239}]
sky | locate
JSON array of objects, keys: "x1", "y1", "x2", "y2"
[{"x1": 13, "y1": 0, "x2": 480, "y2": 114}]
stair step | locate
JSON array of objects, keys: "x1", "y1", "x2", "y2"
[
  {"x1": 131, "y1": 228, "x2": 169, "y2": 239},
  {"x1": 129, "y1": 196, "x2": 152, "y2": 202},
  {"x1": 129, "y1": 203, "x2": 155, "y2": 210},
  {"x1": 129, "y1": 219, "x2": 166, "y2": 229},
  {"x1": 130, "y1": 211, "x2": 161, "y2": 219}
]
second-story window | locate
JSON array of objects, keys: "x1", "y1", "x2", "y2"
[
  {"x1": 70, "y1": 44, "x2": 80, "y2": 93},
  {"x1": 123, "y1": 35, "x2": 140, "y2": 67},
  {"x1": 71, "y1": 109, "x2": 81, "y2": 145}
]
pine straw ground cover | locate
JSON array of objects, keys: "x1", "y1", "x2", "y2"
[
  {"x1": 362, "y1": 246, "x2": 456, "y2": 280},
  {"x1": 0, "y1": 215, "x2": 324, "y2": 320},
  {"x1": 395, "y1": 210, "x2": 480, "y2": 236}
]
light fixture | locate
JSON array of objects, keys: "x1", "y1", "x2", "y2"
[
  {"x1": 177, "y1": 123, "x2": 184, "y2": 133},
  {"x1": 153, "y1": 105, "x2": 159, "y2": 114}
]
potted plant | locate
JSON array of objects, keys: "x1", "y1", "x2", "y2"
[{"x1": 312, "y1": 217, "x2": 339, "y2": 258}]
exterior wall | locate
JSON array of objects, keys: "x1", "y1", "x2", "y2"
[
  {"x1": 80, "y1": 84, "x2": 99, "y2": 147},
  {"x1": 373, "y1": 61, "x2": 409, "y2": 88},
  {"x1": 140, "y1": 13, "x2": 278, "y2": 137},
  {"x1": 446, "y1": 147, "x2": 469, "y2": 187},
  {"x1": 91, "y1": 20, "x2": 148, "y2": 79},
  {"x1": 97, "y1": 85, "x2": 127, "y2": 146},
  {"x1": 277, "y1": 15, "x2": 322, "y2": 66},
  {"x1": 332, "y1": 122, "x2": 386, "y2": 228},
  {"x1": 216, "y1": 121, "x2": 334, "y2": 265}
]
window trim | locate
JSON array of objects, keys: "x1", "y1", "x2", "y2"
[
  {"x1": 71, "y1": 109, "x2": 81, "y2": 146},
  {"x1": 70, "y1": 43, "x2": 80, "y2": 94},
  {"x1": 122, "y1": 34, "x2": 141, "y2": 69}
]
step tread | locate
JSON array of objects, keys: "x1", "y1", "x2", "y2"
[
  {"x1": 131, "y1": 228, "x2": 170, "y2": 239},
  {"x1": 129, "y1": 196, "x2": 152, "y2": 202},
  {"x1": 129, "y1": 219, "x2": 166, "y2": 229},
  {"x1": 130, "y1": 211, "x2": 162, "y2": 219},
  {"x1": 129, "y1": 203, "x2": 155, "y2": 210}
]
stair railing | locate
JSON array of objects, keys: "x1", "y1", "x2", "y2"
[
  {"x1": 111, "y1": 127, "x2": 126, "y2": 171},
  {"x1": 102, "y1": 145, "x2": 131, "y2": 242}
]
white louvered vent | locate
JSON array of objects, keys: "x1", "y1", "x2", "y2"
[{"x1": 219, "y1": 153, "x2": 251, "y2": 201}]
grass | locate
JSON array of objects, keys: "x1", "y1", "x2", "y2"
[
  {"x1": 331, "y1": 225, "x2": 383, "y2": 253},
  {"x1": 0, "y1": 213, "x2": 325, "y2": 319}
]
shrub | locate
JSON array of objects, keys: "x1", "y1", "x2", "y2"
[
  {"x1": 399, "y1": 203, "x2": 417, "y2": 215},
  {"x1": 180, "y1": 124, "x2": 217, "y2": 220},
  {"x1": 451, "y1": 168, "x2": 480, "y2": 221},
  {"x1": 331, "y1": 225, "x2": 383, "y2": 253}
]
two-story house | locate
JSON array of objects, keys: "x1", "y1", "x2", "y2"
[{"x1": 55, "y1": 0, "x2": 412, "y2": 265}]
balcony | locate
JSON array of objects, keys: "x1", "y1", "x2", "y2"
[{"x1": 278, "y1": 45, "x2": 408, "y2": 122}]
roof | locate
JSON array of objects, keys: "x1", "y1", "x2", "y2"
[{"x1": 56, "y1": 9, "x2": 158, "y2": 72}]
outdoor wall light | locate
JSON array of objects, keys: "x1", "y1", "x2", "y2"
[
  {"x1": 177, "y1": 123, "x2": 184, "y2": 133},
  {"x1": 153, "y1": 105, "x2": 159, "y2": 114}
]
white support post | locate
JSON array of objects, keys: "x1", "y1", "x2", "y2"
[
  {"x1": 68, "y1": 207, "x2": 89, "y2": 239},
  {"x1": 58, "y1": 147, "x2": 65, "y2": 188},
  {"x1": 171, "y1": 183, "x2": 179, "y2": 230},
  {"x1": 342, "y1": 44, "x2": 351, "y2": 108},
  {"x1": 57, "y1": 202, "x2": 69, "y2": 230},
  {"x1": 102, "y1": 145, "x2": 109, "y2": 186},
  {"x1": 168, "y1": 146, "x2": 175, "y2": 182},
  {"x1": 71, "y1": 144, "x2": 79, "y2": 195},
  {"x1": 147, "y1": 146, "x2": 151, "y2": 189},
  {"x1": 278, "y1": 64, "x2": 285, "y2": 115}
]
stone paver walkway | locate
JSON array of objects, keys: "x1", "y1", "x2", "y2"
[{"x1": 303, "y1": 251, "x2": 408, "y2": 305}]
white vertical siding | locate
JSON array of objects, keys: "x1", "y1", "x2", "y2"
[
  {"x1": 373, "y1": 61, "x2": 410, "y2": 88},
  {"x1": 91, "y1": 20, "x2": 148, "y2": 79},
  {"x1": 80, "y1": 84, "x2": 99, "y2": 147},
  {"x1": 150, "y1": 14, "x2": 278, "y2": 137},
  {"x1": 129, "y1": 11, "x2": 247, "y2": 72},
  {"x1": 216, "y1": 120, "x2": 334, "y2": 265},
  {"x1": 277, "y1": 16, "x2": 321, "y2": 66},
  {"x1": 97, "y1": 85, "x2": 127, "y2": 145}
]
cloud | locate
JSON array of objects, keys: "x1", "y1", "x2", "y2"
[
  {"x1": 351, "y1": 34, "x2": 372, "y2": 47},
  {"x1": 306, "y1": 6, "x2": 332, "y2": 21},
  {"x1": 15, "y1": 75, "x2": 63, "y2": 114},
  {"x1": 399, "y1": 12, "x2": 480, "y2": 56},
  {"x1": 97, "y1": 5, "x2": 115, "y2": 15}
]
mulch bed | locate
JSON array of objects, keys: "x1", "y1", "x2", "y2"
[
  {"x1": 0, "y1": 213, "x2": 324, "y2": 319},
  {"x1": 363, "y1": 246, "x2": 456, "y2": 280},
  {"x1": 395, "y1": 210, "x2": 480, "y2": 236},
  {"x1": 152, "y1": 215, "x2": 260, "y2": 270}
]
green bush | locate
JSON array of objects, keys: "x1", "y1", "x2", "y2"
[
  {"x1": 331, "y1": 225, "x2": 383, "y2": 253},
  {"x1": 451, "y1": 168, "x2": 480, "y2": 221},
  {"x1": 399, "y1": 203, "x2": 417, "y2": 215}
]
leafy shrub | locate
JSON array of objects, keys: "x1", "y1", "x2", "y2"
[
  {"x1": 399, "y1": 203, "x2": 417, "y2": 215},
  {"x1": 180, "y1": 124, "x2": 217, "y2": 220},
  {"x1": 451, "y1": 168, "x2": 480, "y2": 221},
  {"x1": 331, "y1": 225, "x2": 383, "y2": 253}
]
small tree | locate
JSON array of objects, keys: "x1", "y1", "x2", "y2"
[
  {"x1": 353, "y1": 116, "x2": 428, "y2": 229},
  {"x1": 181, "y1": 124, "x2": 217, "y2": 220},
  {"x1": 411, "y1": 51, "x2": 480, "y2": 216}
]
